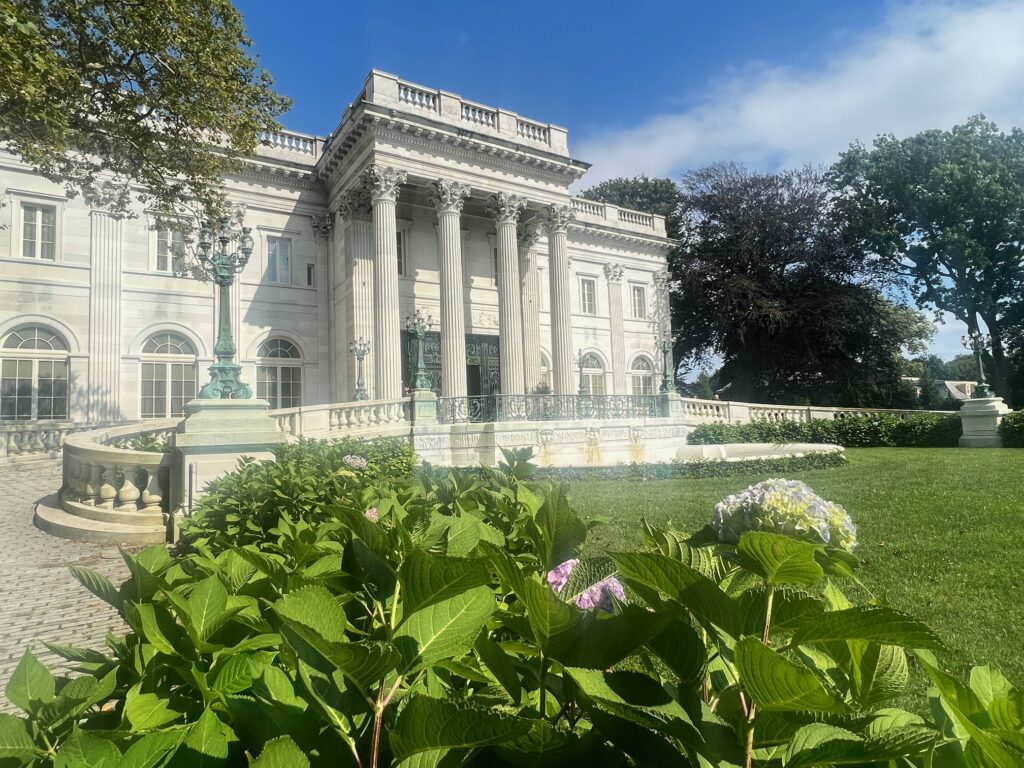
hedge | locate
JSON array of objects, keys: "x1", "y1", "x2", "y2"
[
  {"x1": 687, "y1": 412, "x2": 962, "y2": 448},
  {"x1": 999, "y1": 410, "x2": 1024, "y2": 448}
]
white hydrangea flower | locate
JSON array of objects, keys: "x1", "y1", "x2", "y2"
[{"x1": 712, "y1": 478, "x2": 857, "y2": 551}]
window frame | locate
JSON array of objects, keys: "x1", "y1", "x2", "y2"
[
  {"x1": 629, "y1": 356, "x2": 655, "y2": 396},
  {"x1": 630, "y1": 283, "x2": 648, "y2": 320},
  {"x1": 0, "y1": 325, "x2": 70, "y2": 421},
  {"x1": 579, "y1": 276, "x2": 598, "y2": 316},
  {"x1": 265, "y1": 234, "x2": 292, "y2": 285},
  {"x1": 396, "y1": 227, "x2": 410, "y2": 277},
  {"x1": 139, "y1": 333, "x2": 197, "y2": 419},
  {"x1": 255, "y1": 338, "x2": 302, "y2": 409},
  {"x1": 154, "y1": 226, "x2": 187, "y2": 274},
  {"x1": 579, "y1": 352, "x2": 606, "y2": 395},
  {"x1": 9, "y1": 190, "x2": 65, "y2": 263}
]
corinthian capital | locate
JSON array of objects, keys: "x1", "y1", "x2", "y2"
[
  {"x1": 336, "y1": 186, "x2": 371, "y2": 219},
  {"x1": 428, "y1": 178, "x2": 471, "y2": 213},
  {"x1": 518, "y1": 224, "x2": 543, "y2": 251},
  {"x1": 653, "y1": 269, "x2": 671, "y2": 292},
  {"x1": 363, "y1": 164, "x2": 407, "y2": 202},
  {"x1": 486, "y1": 192, "x2": 526, "y2": 225},
  {"x1": 603, "y1": 263, "x2": 625, "y2": 283},
  {"x1": 540, "y1": 203, "x2": 574, "y2": 234},
  {"x1": 311, "y1": 214, "x2": 333, "y2": 239}
]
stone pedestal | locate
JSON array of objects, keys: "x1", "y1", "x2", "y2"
[
  {"x1": 174, "y1": 399, "x2": 288, "y2": 511},
  {"x1": 663, "y1": 391, "x2": 685, "y2": 419},
  {"x1": 959, "y1": 397, "x2": 1010, "y2": 447},
  {"x1": 409, "y1": 389, "x2": 438, "y2": 425}
]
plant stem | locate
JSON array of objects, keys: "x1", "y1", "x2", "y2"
[
  {"x1": 370, "y1": 680, "x2": 387, "y2": 768},
  {"x1": 539, "y1": 652, "x2": 548, "y2": 718},
  {"x1": 744, "y1": 585, "x2": 775, "y2": 768}
]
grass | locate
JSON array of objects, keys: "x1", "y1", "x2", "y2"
[{"x1": 566, "y1": 447, "x2": 1024, "y2": 707}]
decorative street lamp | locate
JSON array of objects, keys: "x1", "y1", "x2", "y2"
[
  {"x1": 576, "y1": 349, "x2": 587, "y2": 396},
  {"x1": 962, "y1": 331, "x2": 993, "y2": 398},
  {"x1": 349, "y1": 337, "x2": 371, "y2": 401},
  {"x1": 404, "y1": 310, "x2": 433, "y2": 391},
  {"x1": 194, "y1": 216, "x2": 254, "y2": 399},
  {"x1": 659, "y1": 337, "x2": 674, "y2": 394}
]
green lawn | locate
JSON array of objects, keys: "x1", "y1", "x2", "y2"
[{"x1": 566, "y1": 448, "x2": 1024, "y2": 706}]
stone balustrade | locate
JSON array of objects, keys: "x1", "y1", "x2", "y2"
[
  {"x1": 569, "y1": 196, "x2": 667, "y2": 237},
  {"x1": 269, "y1": 397, "x2": 413, "y2": 439},
  {"x1": 0, "y1": 421, "x2": 127, "y2": 463}
]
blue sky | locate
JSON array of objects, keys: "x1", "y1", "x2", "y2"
[{"x1": 235, "y1": 0, "x2": 1024, "y2": 361}]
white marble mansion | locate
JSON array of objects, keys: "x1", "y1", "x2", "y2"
[{"x1": 0, "y1": 70, "x2": 674, "y2": 426}]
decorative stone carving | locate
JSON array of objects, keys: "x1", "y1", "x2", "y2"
[
  {"x1": 518, "y1": 224, "x2": 543, "y2": 251},
  {"x1": 486, "y1": 192, "x2": 526, "y2": 224},
  {"x1": 540, "y1": 203, "x2": 575, "y2": 233},
  {"x1": 336, "y1": 187, "x2": 371, "y2": 218},
  {"x1": 363, "y1": 164, "x2": 407, "y2": 202},
  {"x1": 429, "y1": 178, "x2": 471, "y2": 213},
  {"x1": 653, "y1": 269, "x2": 671, "y2": 292},
  {"x1": 603, "y1": 263, "x2": 624, "y2": 283},
  {"x1": 471, "y1": 311, "x2": 498, "y2": 329},
  {"x1": 311, "y1": 214, "x2": 333, "y2": 238},
  {"x1": 83, "y1": 180, "x2": 130, "y2": 216}
]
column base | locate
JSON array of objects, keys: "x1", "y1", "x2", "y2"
[{"x1": 410, "y1": 389, "x2": 438, "y2": 425}]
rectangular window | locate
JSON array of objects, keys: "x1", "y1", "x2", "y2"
[
  {"x1": 632, "y1": 375, "x2": 654, "y2": 396},
  {"x1": 631, "y1": 285, "x2": 647, "y2": 319},
  {"x1": 306, "y1": 263, "x2": 315, "y2": 287},
  {"x1": 257, "y1": 365, "x2": 302, "y2": 409},
  {"x1": 267, "y1": 236, "x2": 291, "y2": 284},
  {"x1": 280, "y1": 366, "x2": 302, "y2": 408},
  {"x1": 492, "y1": 246, "x2": 499, "y2": 282},
  {"x1": 582, "y1": 373, "x2": 606, "y2": 395},
  {"x1": 580, "y1": 278, "x2": 597, "y2": 315},
  {"x1": 169, "y1": 363, "x2": 195, "y2": 417},
  {"x1": 256, "y1": 366, "x2": 278, "y2": 406},
  {"x1": 140, "y1": 363, "x2": 166, "y2": 419},
  {"x1": 156, "y1": 228, "x2": 186, "y2": 273},
  {"x1": 0, "y1": 359, "x2": 33, "y2": 420},
  {"x1": 36, "y1": 360, "x2": 68, "y2": 419},
  {"x1": 22, "y1": 203, "x2": 57, "y2": 261},
  {"x1": 396, "y1": 231, "x2": 408, "y2": 276}
]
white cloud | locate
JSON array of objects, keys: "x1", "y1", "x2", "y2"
[{"x1": 575, "y1": 1, "x2": 1024, "y2": 185}]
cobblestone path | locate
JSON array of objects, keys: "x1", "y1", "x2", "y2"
[{"x1": 0, "y1": 459, "x2": 130, "y2": 712}]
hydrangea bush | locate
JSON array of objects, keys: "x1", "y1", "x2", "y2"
[{"x1": 712, "y1": 477, "x2": 858, "y2": 551}]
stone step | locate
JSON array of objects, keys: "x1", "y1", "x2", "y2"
[
  {"x1": 34, "y1": 496, "x2": 168, "y2": 546},
  {"x1": 59, "y1": 495, "x2": 164, "y2": 527}
]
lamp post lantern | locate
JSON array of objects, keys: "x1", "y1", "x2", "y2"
[
  {"x1": 194, "y1": 216, "x2": 254, "y2": 399},
  {"x1": 405, "y1": 310, "x2": 433, "y2": 391},
  {"x1": 349, "y1": 338, "x2": 370, "y2": 401},
  {"x1": 962, "y1": 331, "x2": 993, "y2": 399},
  {"x1": 659, "y1": 337, "x2": 674, "y2": 394},
  {"x1": 575, "y1": 349, "x2": 587, "y2": 396}
]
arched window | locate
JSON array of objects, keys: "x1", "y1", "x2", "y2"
[
  {"x1": 140, "y1": 332, "x2": 196, "y2": 418},
  {"x1": 579, "y1": 352, "x2": 606, "y2": 395},
  {"x1": 1, "y1": 325, "x2": 69, "y2": 420},
  {"x1": 630, "y1": 356, "x2": 655, "y2": 396},
  {"x1": 538, "y1": 352, "x2": 552, "y2": 392},
  {"x1": 256, "y1": 338, "x2": 302, "y2": 409}
]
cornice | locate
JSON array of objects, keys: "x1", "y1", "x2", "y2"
[{"x1": 568, "y1": 221, "x2": 676, "y2": 253}]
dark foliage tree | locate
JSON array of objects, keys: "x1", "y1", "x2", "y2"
[
  {"x1": 0, "y1": 0, "x2": 290, "y2": 220},
  {"x1": 674, "y1": 163, "x2": 931, "y2": 406},
  {"x1": 830, "y1": 116, "x2": 1024, "y2": 403},
  {"x1": 914, "y1": 355, "x2": 947, "y2": 410}
]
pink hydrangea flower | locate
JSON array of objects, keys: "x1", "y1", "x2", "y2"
[
  {"x1": 546, "y1": 559, "x2": 578, "y2": 594},
  {"x1": 364, "y1": 507, "x2": 379, "y2": 522},
  {"x1": 574, "y1": 576, "x2": 626, "y2": 612}
]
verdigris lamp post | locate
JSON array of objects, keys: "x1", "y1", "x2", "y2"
[
  {"x1": 405, "y1": 309, "x2": 433, "y2": 391},
  {"x1": 659, "y1": 337, "x2": 674, "y2": 394},
  {"x1": 962, "y1": 331, "x2": 993, "y2": 398},
  {"x1": 349, "y1": 338, "x2": 370, "y2": 401},
  {"x1": 575, "y1": 349, "x2": 587, "y2": 396},
  {"x1": 195, "y1": 217, "x2": 254, "y2": 399}
]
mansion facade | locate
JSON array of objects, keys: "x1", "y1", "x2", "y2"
[{"x1": 0, "y1": 71, "x2": 674, "y2": 425}]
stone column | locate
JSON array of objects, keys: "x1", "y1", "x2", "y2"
[
  {"x1": 605, "y1": 263, "x2": 626, "y2": 395},
  {"x1": 653, "y1": 269, "x2": 673, "y2": 386},
  {"x1": 338, "y1": 189, "x2": 374, "y2": 399},
  {"x1": 487, "y1": 193, "x2": 527, "y2": 395},
  {"x1": 312, "y1": 214, "x2": 332, "y2": 404},
  {"x1": 366, "y1": 165, "x2": 407, "y2": 400},
  {"x1": 542, "y1": 204, "x2": 575, "y2": 395},
  {"x1": 429, "y1": 179, "x2": 471, "y2": 398},
  {"x1": 519, "y1": 225, "x2": 543, "y2": 392},
  {"x1": 85, "y1": 186, "x2": 124, "y2": 423}
]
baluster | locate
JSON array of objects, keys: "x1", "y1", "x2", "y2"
[
  {"x1": 68, "y1": 458, "x2": 85, "y2": 500},
  {"x1": 83, "y1": 462, "x2": 102, "y2": 505},
  {"x1": 329, "y1": 409, "x2": 339, "y2": 430},
  {"x1": 97, "y1": 466, "x2": 117, "y2": 509},
  {"x1": 0, "y1": 431, "x2": 6, "y2": 459},
  {"x1": 8, "y1": 432, "x2": 22, "y2": 455},
  {"x1": 116, "y1": 465, "x2": 141, "y2": 510},
  {"x1": 27, "y1": 429, "x2": 44, "y2": 453},
  {"x1": 141, "y1": 468, "x2": 163, "y2": 512}
]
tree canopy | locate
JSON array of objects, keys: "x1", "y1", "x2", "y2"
[
  {"x1": 830, "y1": 115, "x2": 1024, "y2": 402},
  {"x1": 0, "y1": 0, "x2": 290, "y2": 219}
]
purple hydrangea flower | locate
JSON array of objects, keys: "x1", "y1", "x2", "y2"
[
  {"x1": 574, "y1": 576, "x2": 626, "y2": 612},
  {"x1": 546, "y1": 559, "x2": 578, "y2": 594},
  {"x1": 343, "y1": 454, "x2": 368, "y2": 470},
  {"x1": 364, "y1": 507, "x2": 379, "y2": 522}
]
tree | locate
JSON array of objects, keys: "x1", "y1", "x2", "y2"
[
  {"x1": 673, "y1": 163, "x2": 932, "y2": 406},
  {"x1": 944, "y1": 354, "x2": 978, "y2": 381},
  {"x1": 830, "y1": 116, "x2": 1024, "y2": 403},
  {"x1": 579, "y1": 175, "x2": 683, "y2": 239},
  {"x1": 0, "y1": 0, "x2": 290, "y2": 219},
  {"x1": 914, "y1": 354, "x2": 947, "y2": 409}
]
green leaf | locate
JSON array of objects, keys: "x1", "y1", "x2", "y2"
[
  {"x1": 38, "y1": 670, "x2": 117, "y2": 731},
  {"x1": 559, "y1": 606, "x2": 674, "y2": 670},
  {"x1": 783, "y1": 722, "x2": 937, "y2": 768},
  {"x1": 0, "y1": 713, "x2": 36, "y2": 763},
  {"x1": 134, "y1": 602, "x2": 190, "y2": 657},
  {"x1": 848, "y1": 641, "x2": 909, "y2": 708},
  {"x1": 394, "y1": 586, "x2": 495, "y2": 673},
  {"x1": 389, "y1": 695, "x2": 532, "y2": 761},
  {"x1": 168, "y1": 708, "x2": 235, "y2": 767},
  {"x1": 117, "y1": 730, "x2": 185, "y2": 768},
  {"x1": 272, "y1": 586, "x2": 348, "y2": 642},
  {"x1": 69, "y1": 566, "x2": 122, "y2": 611},
  {"x1": 249, "y1": 735, "x2": 309, "y2": 768},
  {"x1": 399, "y1": 551, "x2": 490, "y2": 615},
  {"x1": 791, "y1": 606, "x2": 943, "y2": 650},
  {"x1": 474, "y1": 636, "x2": 522, "y2": 704},
  {"x1": 534, "y1": 486, "x2": 587, "y2": 568},
  {"x1": 187, "y1": 576, "x2": 231, "y2": 642},
  {"x1": 558, "y1": 557, "x2": 618, "y2": 604},
  {"x1": 210, "y1": 652, "x2": 276, "y2": 695},
  {"x1": 54, "y1": 727, "x2": 120, "y2": 768},
  {"x1": 646, "y1": 619, "x2": 708, "y2": 686},
  {"x1": 4, "y1": 649, "x2": 54, "y2": 714},
  {"x1": 346, "y1": 538, "x2": 397, "y2": 602},
  {"x1": 611, "y1": 551, "x2": 739, "y2": 636},
  {"x1": 125, "y1": 684, "x2": 185, "y2": 730},
  {"x1": 970, "y1": 666, "x2": 1016, "y2": 709},
  {"x1": 735, "y1": 637, "x2": 849, "y2": 713},
  {"x1": 516, "y1": 578, "x2": 581, "y2": 658},
  {"x1": 737, "y1": 532, "x2": 824, "y2": 587}
]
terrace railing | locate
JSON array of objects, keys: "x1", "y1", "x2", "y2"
[{"x1": 437, "y1": 394, "x2": 667, "y2": 424}]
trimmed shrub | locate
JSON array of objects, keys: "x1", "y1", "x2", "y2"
[
  {"x1": 688, "y1": 412, "x2": 962, "y2": 447},
  {"x1": 999, "y1": 410, "x2": 1024, "y2": 447}
]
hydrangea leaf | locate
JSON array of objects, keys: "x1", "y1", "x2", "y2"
[
  {"x1": 394, "y1": 586, "x2": 495, "y2": 673},
  {"x1": 737, "y1": 532, "x2": 824, "y2": 587},
  {"x1": 54, "y1": 727, "x2": 120, "y2": 768},
  {"x1": 783, "y1": 722, "x2": 937, "y2": 768},
  {"x1": 399, "y1": 551, "x2": 490, "y2": 615},
  {"x1": 515, "y1": 578, "x2": 581, "y2": 658},
  {"x1": 790, "y1": 606, "x2": 943, "y2": 650},
  {"x1": 0, "y1": 713, "x2": 37, "y2": 763},
  {"x1": 734, "y1": 637, "x2": 849, "y2": 713},
  {"x1": 534, "y1": 487, "x2": 587, "y2": 569},
  {"x1": 646, "y1": 619, "x2": 707, "y2": 686},
  {"x1": 847, "y1": 641, "x2": 909, "y2": 708},
  {"x1": 249, "y1": 736, "x2": 309, "y2": 768},
  {"x1": 474, "y1": 636, "x2": 522, "y2": 705},
  {"x1": 559, "y1": 606, "x2": 674, "y2": 670},
  {"x1": 4, "y1": 649, "x2": 55, "y2": 714},
  {"x1": 389, "y1": 695, "x2": 532, "y2": 761}
]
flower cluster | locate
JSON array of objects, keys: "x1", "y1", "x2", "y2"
[
  {"x1": 546, "y1": 558, "x2": 625, "y2": 612},
  {"x1": 364, "y1": 507, "x2": 378, "y2": 522},
  {"x1": 712, "y1": 478, "x2": 857, "y2": 551},
  {"x1": 343, "y1": 454, "x2": 368, "y2": 470}
]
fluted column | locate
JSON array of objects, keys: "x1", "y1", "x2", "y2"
[
  {"x1": 605, "y1": 263, "x2": 626, "y2": 394},
  {"x1": 487, "y1": 193, "x2": 527, "y2": 395},
  {"x1": 542, "y1": 204, "x2": 576, "y2": 395},
  {"x1": 85, "y1": 185, "x2": 124, "y2": 423},
  {"x1": 366, "y1": 165, "x2": 407, "y2": 400},
  {"x1": 338, "y1": 189, "x2": 375, "y2": 399},
  {"x1": 429, "y1": 179, "x2": 471, "y2": 398},
  {"x1": 519, "y1": 226, "x2": 543, "y2": 392}
]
